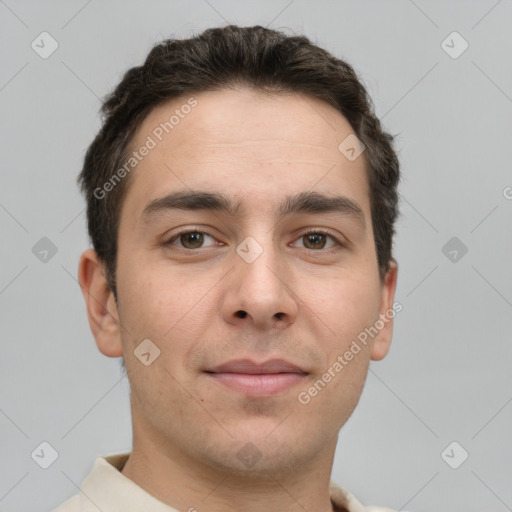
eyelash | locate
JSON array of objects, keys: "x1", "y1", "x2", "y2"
[{"x1": 164, "y1": 227, "x2": 346, "y2": 252}]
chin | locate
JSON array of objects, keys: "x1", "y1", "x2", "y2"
[{"x1": 195, "y1": 426, "x2": 319, "y2": 479}]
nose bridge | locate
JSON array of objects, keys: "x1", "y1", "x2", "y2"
[
  {"x1": 223, "y1": 228, "x2": 298, "y2": 329},
  {"x1": 240, "y1": 236, "x2": 282, "y2": 289}
]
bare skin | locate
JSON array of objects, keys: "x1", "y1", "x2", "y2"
[{"x1": 79, "y1": 87, "x2": 398, "y2": 512}]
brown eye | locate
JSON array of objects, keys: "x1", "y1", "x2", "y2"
[
  {"x1": 180, "y1": 232, "x2": 205, "y2": 249},
  {"x1": 292, "y1": 231, "x2": 340, "y2": 251},
  {"x1": 303, "y1": 233, "x2": 327, "y2": 250},
  {"x1": 166, "y1": 231, "x2": 217, "y2": 250}
]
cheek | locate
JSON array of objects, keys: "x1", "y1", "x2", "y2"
[
  {"x1": 300, "y1": 271, "x2": 381, "y2": 349},
  {"x1": 118, "y1": 254, "x2": 196, "y2": 329},
  {"x1": 117, "y1": 262, "x2": 218, "y2": 369}
]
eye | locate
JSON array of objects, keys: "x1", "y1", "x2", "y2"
[
  {"x1": 164, "y1": 228, "x2": 344, "y2": 252},
  {"x1": 291, "y1": 230, "x2": 342, "y2": 250},
  {"x1": 166, "y1": 230, "x2": 218, "y2": 250}
]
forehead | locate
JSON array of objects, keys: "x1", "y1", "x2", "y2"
[{"x1": 121, "y1": 87, "x2": 370, "y2": 222}]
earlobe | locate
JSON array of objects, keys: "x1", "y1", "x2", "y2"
[
  {"x1": 78, "y1": 249, "x2": 123, "y2": 358},
  {"x1": 370, "y1": 259, "x2": 399, "y2": 361}
]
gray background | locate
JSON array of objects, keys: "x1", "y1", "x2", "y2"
[{"x1": 1, "y1": 1, "x2": 511, "y2": 511}]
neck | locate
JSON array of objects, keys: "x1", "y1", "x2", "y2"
[{"x1": 121, "y1": 420, "x2": 338, "y2": 512}]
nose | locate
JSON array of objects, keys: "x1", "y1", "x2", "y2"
[{"x1": 221, "y1": 240, "x2": 298, "y2": 331}]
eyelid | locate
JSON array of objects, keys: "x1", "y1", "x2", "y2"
[
  {"x1": 165, "y1": 226, "x2": 221, "y2": 248},
  {"x1": 164, "y1": 226, "x2": 347, "y2": 251},
  {"x1": 291, "y1": 227, "x2": 347, "y2": 249}
]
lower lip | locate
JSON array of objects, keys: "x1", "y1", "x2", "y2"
[{"x1": 206, "y1": 372, "x2": 306, "y2": 397}]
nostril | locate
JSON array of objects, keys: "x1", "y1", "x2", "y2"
[{"x1": 236, "y1": 310, "x2": 248, "y2": 318}]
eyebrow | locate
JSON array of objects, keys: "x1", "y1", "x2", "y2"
[{"x1": 141, "y1": 190, "x2": 366, "y2": 229}]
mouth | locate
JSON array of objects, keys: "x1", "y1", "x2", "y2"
[{"x1": 204, "y1": 359, "x2": 308, "y2": 397}]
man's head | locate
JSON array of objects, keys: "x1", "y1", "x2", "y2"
[
  {"x1": 79, "y1": 25, "x2": 399, "y2": 297},
  {"x1": 78, "y1": 25, "x2": 399, "y2": 479}
]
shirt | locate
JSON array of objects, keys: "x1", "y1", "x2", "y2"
[{"x1": 52, "y1": 453, "x2": 396, "y2": 512}]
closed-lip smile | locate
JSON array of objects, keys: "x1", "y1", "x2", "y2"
[{"x1": 205, "y1": 358, "x2": 308, "y2": 397}]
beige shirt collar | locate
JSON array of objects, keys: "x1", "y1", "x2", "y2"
[{"x1": 56, "y1": 452, "x2": 394, "y2": 512}]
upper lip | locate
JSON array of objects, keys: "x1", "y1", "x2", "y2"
[{"x1": 206, "y1": 359, "x2": 307, "y2": 375}]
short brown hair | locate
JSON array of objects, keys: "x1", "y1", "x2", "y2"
[{"x1": 78, "y1": 25, "x2": 400, "y2": 297}]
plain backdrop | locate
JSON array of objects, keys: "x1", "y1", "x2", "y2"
[{"x1": 1, "y1": 1, "x2": 511, "y2": 511}]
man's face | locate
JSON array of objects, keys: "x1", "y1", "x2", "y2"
[{"x1": 105, "y1": 87, "x2": 396, "y2": 475}]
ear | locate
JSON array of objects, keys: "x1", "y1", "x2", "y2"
[
  {"x1": 78, "y1": 249, "x2": 123, "y2": 358},
  {"x1": 370, "y1": 258, "x2": 399, "y2": 361}
]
